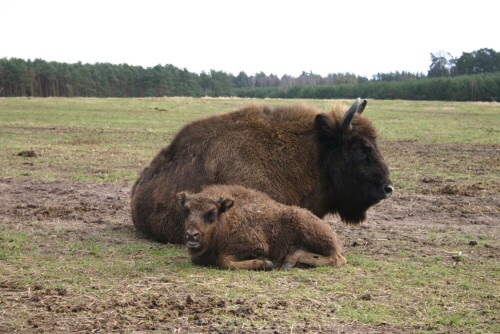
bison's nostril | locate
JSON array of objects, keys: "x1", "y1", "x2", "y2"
[{"x1": 384, "y1": 184, "x2": 394, "y2": 197}]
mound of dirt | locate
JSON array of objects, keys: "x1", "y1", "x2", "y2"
[
  {"x1": 17, "y1": 150, "x2": 37, "y2": 158},
  {"x1": 437, "y1": 183, "x2": 489, "y2": 196}
]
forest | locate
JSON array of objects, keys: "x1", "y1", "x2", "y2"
[{"x1": 0, "y1": 48, "x2": 498, "y2": 101}]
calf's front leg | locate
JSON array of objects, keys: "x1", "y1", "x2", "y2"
[{"x1": 217, "y1": 254, "x2": 275, "y2": 270}]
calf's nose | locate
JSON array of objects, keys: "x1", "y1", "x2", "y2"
[{"x1": 186, "y1": 231, "x2": 199, "y2": 239}]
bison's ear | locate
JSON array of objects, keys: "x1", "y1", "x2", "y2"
[
  {"x1": 176, "y1": 192, "x2": 190, "y2": 206},
  {"x1": 315, "y1": 113, "x2": 341, "y2": 147},
  {"x1": 357, "y1": 98, "x2": 367, "y2": 114},
  {"x1": 218, "y1": 197, "x2": 234, "y2": 214}
]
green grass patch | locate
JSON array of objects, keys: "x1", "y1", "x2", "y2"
[{"x1": 1, "y1": 98, "x2": 499, "y2": 192}]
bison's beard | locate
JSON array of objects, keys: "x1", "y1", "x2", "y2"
[
  {"x1": 331, "y1": 184, "x2": 387, "y2": 224},
  {"x1": 338, "y1": 208, "x2": 367, "y2": 225},
  {"x1": 335, "y1": 197, "x2": 377, "y2": 225}
]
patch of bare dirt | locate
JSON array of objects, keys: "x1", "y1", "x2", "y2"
[
  {"x1": 334, "y1": 190, "x2": 499, "y2": 263},
  {"x1": 0, "y1": 178, "x2": 129, "y2": 227}
]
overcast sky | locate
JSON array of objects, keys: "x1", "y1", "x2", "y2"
[{"x1": 1, "y1": 0, "x2": 498, "y2": 78}]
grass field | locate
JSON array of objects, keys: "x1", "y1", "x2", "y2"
[{"x1": 0, "y1": 97, "x2": 499, "y2": 333}]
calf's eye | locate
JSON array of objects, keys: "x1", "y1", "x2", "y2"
[
  {"x1": 206, "y1": 210, "x2": 217, "y2": 222},
  {"x1": 183, "y1": 207, "x2": 190, "y2": 217}
]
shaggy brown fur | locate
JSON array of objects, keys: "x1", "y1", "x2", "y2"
[
  {"x1": 177, "y1": 185, "x2": 346, "y2": 270},
  {"x1": 131, "y1": 99, "x2": 392, "y2": 243}
]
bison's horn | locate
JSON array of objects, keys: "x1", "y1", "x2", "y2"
[{"x1": 341, "y1": 98, "x2": 368, "y2": 130}]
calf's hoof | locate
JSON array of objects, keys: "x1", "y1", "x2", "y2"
[{"x1": 334, "y1": 254, "x2": 347, "y2": 267}]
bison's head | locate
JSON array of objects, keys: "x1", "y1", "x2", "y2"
[
  {"x1": 176, "y1": 191, "x2": 234, "y2": 252},
  {"x1": 315, "y1": 98, "x2": 393, "y2": 224}
]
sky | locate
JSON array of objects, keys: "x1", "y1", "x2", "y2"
[{"x1": 1, "y1": 0, "x2": 498, "y2": 78}]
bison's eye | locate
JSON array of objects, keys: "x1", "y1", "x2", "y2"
[
  {"x1": 353, "y1": 147, "x2": 367, "y2": 159},
  {"x1": 206, "y1": 209, "x2": 217, "y2": 223},
  {"x1": 183, "y1": 207, "x2": 190, "y2": 217}
]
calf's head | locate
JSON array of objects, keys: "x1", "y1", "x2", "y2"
[
  {"x1": 176, "y1": 192, "x2": 234, "y2": 251},
  {"x1": 315, "y1": 98, "x2": 393, "y2": 224}
]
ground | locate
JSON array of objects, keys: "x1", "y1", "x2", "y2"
[
  {"x1": 1, "y1": 143, "x2": 498, "y2": 333},
  {"x1": 0, "y1": 98, "x2": 498, "y2": 333}
]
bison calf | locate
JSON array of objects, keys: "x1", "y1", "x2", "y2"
[{"x1": 177, "y1": 185, "x2": 346, "y2": 270}]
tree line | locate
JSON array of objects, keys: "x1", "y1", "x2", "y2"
[
  {"x1": 0, "y1": 48, "x2": 498, "y2": 101},
  {"x1": 234, "y1": 73, "x2": 499, "y2": 101}
]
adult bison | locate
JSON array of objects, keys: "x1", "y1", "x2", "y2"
[{"x1": 131, "y1": 98, "x2": 393, "y2": 244}]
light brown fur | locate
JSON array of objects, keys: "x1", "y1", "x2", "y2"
[{"x1": 178, "y1": 185, "x2": 346, "y2": 270}]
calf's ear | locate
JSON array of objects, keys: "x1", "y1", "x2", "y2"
[
  {"x1": 176, "y1": 192, "x2": 189, "y2": 206},
  {"x1": 218, "y1": 197, "x2": 234, "y2": 214}
]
